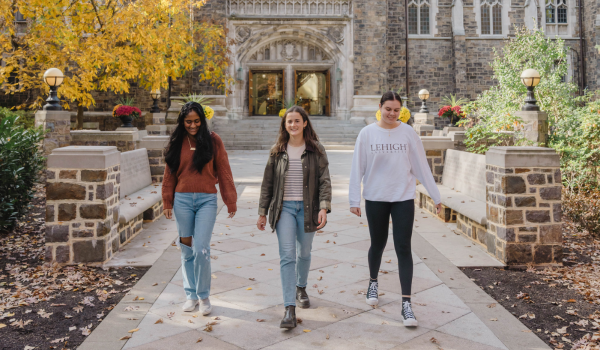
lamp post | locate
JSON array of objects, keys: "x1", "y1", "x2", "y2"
[
  {"x1": 418, "y1": 89, "x2": 430, "y2": 113},
  {"x1": 520, "y1": 69, "x2": 541, "y2": 111},
  {"x1": 42, "y1": 68, "x2": 64, "y2": 111},
  {"x1": 150, "y1": 89, "x2": 161, "y2": 113}
]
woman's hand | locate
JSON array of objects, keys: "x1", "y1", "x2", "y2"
[
  {"x1": 228, "y1": 211, "x2": 236, "y2": 219},
  {"x1": 257, "y1": 215, "x2": 267, "y2": 231},
  {"x1": 435, "y1": 203, "x2": 442, "y2": 214},
  {"x1": 350, "y1": 207, "x2": 361, "y2": 217},
  {"x1": 317, "y1": 209, "x2": 328, "y2": 229},
  {"x1": 164, "y1": 209, "x2": 173, "y2": 220}
]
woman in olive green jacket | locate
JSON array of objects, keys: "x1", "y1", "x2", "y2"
[{"x1": 257, "y1": 106, "x2": 332, "y2": 329}]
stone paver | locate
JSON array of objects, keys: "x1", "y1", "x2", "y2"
[{"x1": 79, "y1": 150, "x2": 549, "y2": 350}]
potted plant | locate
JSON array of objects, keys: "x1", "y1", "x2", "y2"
[
  {"x1": 113, "y1": 97, "x2": 142, "y2": 128},
  {"x1": 279, "y1": 100, "x2": 295, "y2": 118},
  {"x1": 439, "y1": 94, "x2": 468, "y2": 126},
  {"x1": 182, "y1": 93, "x2": 215, "y2": 120}
]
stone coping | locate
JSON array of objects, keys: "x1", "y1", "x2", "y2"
[
  {"x1": 137, "y1": 136, "x2": 169, "y2": 149},
  {"x1": 47, "y1": 146, "x2": 121, "y2": 169},
  {"x1": 486, "y1": 146, "x2": 560, "y2": 168},
  {"x1": 420, "y1": 136, "x2": 454, "y2": 150},
  {"x1": 71, "y1": 130, "x2": 140, "y2": 142}
]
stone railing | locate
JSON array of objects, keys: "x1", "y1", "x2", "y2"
[{"x1": 227, "y1": 0, "x2": 352, "y2": 16}]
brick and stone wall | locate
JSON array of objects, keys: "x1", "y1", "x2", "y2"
[
  {"x1": 138, "y1": 136, "x2": 169, "y2": 183},
  {"x1": 485, "y1": 147, "x2": 563, "y2": 266},
  {"x1": 421, "y1": 137, "x2": 454, "y2": 183},
  {"x1": 45, "y1": 147, "x2": 121, "y2": 264}
]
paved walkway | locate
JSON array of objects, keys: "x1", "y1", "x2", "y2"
[{"x1": 80, "y1": 151, "x2": 549, "y2": 350}]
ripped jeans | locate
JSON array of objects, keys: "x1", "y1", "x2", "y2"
[{"x1": 173, "y1": 192, "x2": 218, "y2": 300}]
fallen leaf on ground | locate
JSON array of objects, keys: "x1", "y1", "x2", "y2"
[
  {"x1": 246, "y1": 287, "x2": 253, "y2": 290},
  {"x1": 128, "y1": 328, "x2": 140, "y2": 333},
  {"x1": 119, "y1": 335, "x2": 132, "y2": 340},
  {"x1": 487, "y1": 303, "x2": 496, "y2": 308},
  {"x1": 256, "y1": 319, "x2": 265, "y2": 322},
  {"x1": 155, "y1": 318, "x2": 163, "y2": 324},
  {"x1": 430, "y1": 337, "x2": 439, "y2": 344},
  {"x1": 490, "y1": 318, "x2": 498, "y2": 321},
  {"x1": 326, "y1": 334, "x2": 330, "y2": 339},
  {"x1": 196, "y1": 337, "x2": 203, "y2": 343},
  {"x1": 303, "y1": 329, "x2": 311, "y2": 333}
]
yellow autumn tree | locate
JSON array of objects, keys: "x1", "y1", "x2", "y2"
[{"x1": 0, "y1": 0, "x2": 231, "y2": 128}]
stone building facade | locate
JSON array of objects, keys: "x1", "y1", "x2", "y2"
[{"x1": 2, "y1": 0, "x2": 600, "y2": 123}]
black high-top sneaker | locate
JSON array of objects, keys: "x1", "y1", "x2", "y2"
[
  {"x1": 296, "y1": 286, "x2": 310, "y2": 309},
  {"x1": 365, "y1": 280, "x2": 379, "y2": 306},
  {"x1": 280, "y1": 305, "x2": 297, "y2": 329},
  {"x1": 401, "y1": 300, "x2": 418, "y2": 327}
]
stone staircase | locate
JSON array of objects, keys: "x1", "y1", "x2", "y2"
[{"x1": 212, "y1": 117, "x2": 365, "y2": 150}]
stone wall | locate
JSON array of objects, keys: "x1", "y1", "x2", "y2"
[
  {"x1": 485, "y1": 147, "x2": 563, "y2": 266},
  {"x1": 34, "y1": 111, "x2": 71, "y2": 155},
  {"x1": 70, "y1": 130, "x2": 139, "y2": 152},
  {"x1": 45, "y1": 147, "x2": 121, "y2": 264},
  {"x1": 354, "y1": 0, "x2": 388, "y2": 95}
]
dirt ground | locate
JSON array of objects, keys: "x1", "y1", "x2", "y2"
[
  {"x1": 0, "y1": 181, "x2": 149, "y2": 350},
  {"x1": 462, "y1": 220, "x2": 600, "y2": 350}
]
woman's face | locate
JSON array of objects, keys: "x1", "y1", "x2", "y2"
[
  {"x1": 184, "y1": 110, "x2": 201, "y2": 136},
  {"x1": 379, "y1": 100, "x2": 402, "y2": 125},
  {"x1": 285, "y1": 112, "x2": 307, "y2": 138}
]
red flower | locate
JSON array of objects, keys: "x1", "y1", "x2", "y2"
[{"x1": 114, "y1": 105, "x2": 142, "y2": 118}]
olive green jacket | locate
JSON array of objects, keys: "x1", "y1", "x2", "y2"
[{"x1": 258, "y1": 142, "x2": 332, "y2": 232}]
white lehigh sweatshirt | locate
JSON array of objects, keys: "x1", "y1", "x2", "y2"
[{"x1": 349, "y1": 122, "x2": 441, "y2": 207}]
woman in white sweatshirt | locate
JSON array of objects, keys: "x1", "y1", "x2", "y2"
[{"x1": 349, "y1": 91, "x2": 442, "y2": 327}]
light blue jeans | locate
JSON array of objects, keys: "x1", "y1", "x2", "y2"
[
  {"x1": 276, "y1": 201, "x2": 316, "y2": 307},
  {"x1": 173, "y1": 192, "x2": 218, "y2": 301}
]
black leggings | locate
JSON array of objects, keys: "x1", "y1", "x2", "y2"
[{"x1": 365, "y1": 199, "x2": 415, "y2": 296}]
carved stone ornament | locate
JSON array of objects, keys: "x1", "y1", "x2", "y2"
[
  {"x1": 280, "y1": 40, "x2": 299, "y2": 61},
  {"x1": 328, "y1": 27, "x2": 344, "y2": 44},
  {"x1": 235, "y1": 26, "x2": 251, "y2": 43}
]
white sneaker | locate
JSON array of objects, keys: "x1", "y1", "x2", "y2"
[
  {"x1": 182, "y1": 299, "x2": 198, "y2": 312},
  {"x1": 200, "y1": 298, "x2": 212, "y2": 316},
  {"x1": 366, "y1": 280, "x2": 379, "y2": 306},
  {"x1": 401, "y1": 300, "x2": 418, "y2": 327}
]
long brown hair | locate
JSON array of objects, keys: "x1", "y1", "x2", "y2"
[{"x1": 272, "y1": 105, "x2": 322, "y2": 155}]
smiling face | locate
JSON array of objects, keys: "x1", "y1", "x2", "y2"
[
  {"x1": 183, "y1": 110, "x2": 201, "y2": 136},
  {"x1": 379, "y1": 99, "x2": 402, "y2": 126},
  {"x1": 285, "y1": 112, "x2": 307, "y2": 139}
]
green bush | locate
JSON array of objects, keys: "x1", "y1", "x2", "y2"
[
  {"x1": 0, "y1": 107, "x2": 36, "y2": 129},
  {"x1": 0, "y1": 115, "x2": 45, "y2": 230},
  {"x1": 460, "y1": 25, "x2": 585, "y2": 154}
]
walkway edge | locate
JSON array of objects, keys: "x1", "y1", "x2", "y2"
[{"x1": 412, "y1": 231, "x2": 551, "y2": 350}]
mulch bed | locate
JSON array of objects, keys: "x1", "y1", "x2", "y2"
[
  {"x1": 462, "y1": 219, "x2": 600, "y2": 350},
  {"x1": 0, "y1": 181, "x2": 150, "y2": 350}
]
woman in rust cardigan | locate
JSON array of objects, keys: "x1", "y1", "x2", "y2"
[{"x1": 162, "y1": 102, "x2": 237, "y2": 316}]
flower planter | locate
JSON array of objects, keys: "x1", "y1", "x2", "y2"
[{"x1": 119, "y1": 115, "x2": 134, "y2": 128}]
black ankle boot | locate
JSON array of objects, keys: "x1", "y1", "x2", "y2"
[
  {"x1": 296, "y1": 286, "x2": 310, "y2": 309},
  {"x1": 280, "y1": 305, "x2": 297, "y2": 328}
]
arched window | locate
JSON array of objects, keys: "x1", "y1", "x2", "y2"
[
  {"x1": 545, "y1": 0, "x2": 568, "y2": 35},
  {"x1": 481, "y1": 0, "x2": 502, "y2": 35},
  {"x1": 408, "y1": 0, "x2": 430, "y2": 35},
  {"x1": 264, "y1": 48, "x2": 270, "y2": 60}
]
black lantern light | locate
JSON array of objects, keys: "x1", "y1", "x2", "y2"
[{"x1": 42, "y1": 68, "x2": 64, "y2": 111}]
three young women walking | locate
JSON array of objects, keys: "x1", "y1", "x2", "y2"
[
  {"x1": 257, "y1": 106, "x2": 332, "y2": 329},
  {"x1": 349, "y1": 91, "x2": 442, "y2": 327},
  {"x1": 162, "y1": 102, "x2": 237, "y2": 315}
]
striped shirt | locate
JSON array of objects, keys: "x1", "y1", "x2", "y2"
[{"x1": 283, "y1": 143, "x2": 306, "y2": 201}]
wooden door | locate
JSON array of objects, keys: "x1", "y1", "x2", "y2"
[
  {"x1": 325, "y1": 70, "x2": 331, "y2": 116},
  {"x1": 248, "y1": 70, "x2": 254, "y2": 116}
]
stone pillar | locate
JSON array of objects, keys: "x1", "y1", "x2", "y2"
[
  {"x1": 138, "y1": 136, "x2": 169, "y2": 183},
  {"x1": 149, "y1": 112, "x2": 165, "y2": 125},
  {"x1": 45, "y1": 146, "x2": 121, "y2": 265},
  {"x1": 485, "y1": 147, "x2": 562, "y2": 266},
  {"x1": 514, "y1": 111, "x2": 549, "y2": 146},
  {"x1": 448, "y1": 131, "x2": 467, "y2": 151},
  {"x1": 421, "y1": 137, "x2": 454, "y2": 183},
  {"x1": 70, "y1": 130, "x2": 140, "y2": 152},
  {"x1": 35, "y1": 110, "x2": 71, "y2": 155},
  {"x1": 412, "y1": 112, "x2": 436, "y2": 136}
]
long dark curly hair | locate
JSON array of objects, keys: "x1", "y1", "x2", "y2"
[
  {"x1": 164, "y1": 102, "x2": 213, "y2": 174},
  {"x1": 272, "y1": 105, "x2": 322, "y2": 155}
]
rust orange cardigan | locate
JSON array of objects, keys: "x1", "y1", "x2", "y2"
[{"x1": 161, "y1": 132, "x2": 237, "y2": 212}]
